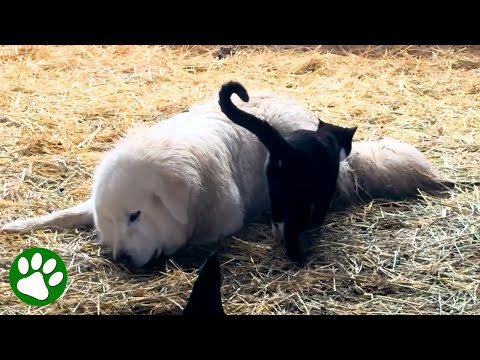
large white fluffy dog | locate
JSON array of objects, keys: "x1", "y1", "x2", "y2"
[{"x1": 1, "y1": 91, "x2": 452, "y2": 267}]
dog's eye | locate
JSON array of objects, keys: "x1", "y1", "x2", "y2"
[{"x1": 128, "y1": 211, "x2": 141, "y2": 223}]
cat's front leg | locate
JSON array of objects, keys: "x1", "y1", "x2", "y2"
[
  {"x1": 312, "y1": 202, "x2": 330, "y2": 227},
  {"x1": 312, "y1": 189, "x2": 336, "y2": 227},
  {"x1": 283, "y1": 210, "x2": 309, "y2": 266}
]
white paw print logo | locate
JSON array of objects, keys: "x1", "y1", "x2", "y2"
[{"x1": 10, "y1": 248, "x2": 68, "y2": 306}]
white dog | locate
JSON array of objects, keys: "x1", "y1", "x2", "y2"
[{"x1": 1, "y1": 91, "x2": 451, "y2": 267}]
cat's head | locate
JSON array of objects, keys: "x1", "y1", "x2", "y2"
[
  {"x1": 183, "y1": 252, "x2": 226, "y2": 316},
  {"x1": 317, "y1": 119, "x2": 357, "y2": 161}
]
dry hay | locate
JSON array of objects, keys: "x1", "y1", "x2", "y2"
[{"x1": 0, "y1": 45, "x2": 479, "y2": 315}]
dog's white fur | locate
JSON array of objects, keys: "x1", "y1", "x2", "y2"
[
  {"x1": 331, "y1": 138, "x2": 452, "y2": 212},
  {"x1": 1, "y1": 91, "x2": 451, "y2": 267}
]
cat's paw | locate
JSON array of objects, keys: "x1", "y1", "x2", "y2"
[
  {"x1": 286, "y1": 246, "x2": 306, "y2": 267},
  {"x1": 271, "y1": 222, "x2": 285, "y2": 244}
]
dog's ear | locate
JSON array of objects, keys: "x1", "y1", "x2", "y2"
[
  {"x1": 153, "y1": 177, "x2": 191, "y2": 225},
  {"x1": 183, "y1": 252, "x2": 225, "y2": 316}
]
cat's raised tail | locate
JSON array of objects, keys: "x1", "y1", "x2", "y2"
[{"x1": 218, "y1": 81, "x2": 292, "y2": 157}]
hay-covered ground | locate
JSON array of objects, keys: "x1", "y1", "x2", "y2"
[{"x1": 1, "y1": 45, "x2": 479, "y2": 315}]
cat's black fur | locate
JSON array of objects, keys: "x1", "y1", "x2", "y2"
[
  {"x1": 218, "y1": 81, "x2": 358, "y2": 266},
  {"x1": 183, "y1": 252, "x2": 225, "y2": 315}
]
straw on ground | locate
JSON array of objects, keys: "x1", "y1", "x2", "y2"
[{"x1": 0, "y1": 45, "x2": 479, "y2": 314}]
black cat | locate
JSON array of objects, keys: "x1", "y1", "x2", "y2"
[
  {"x1": 219, "y1": 81, "x2": 357, "y2": 266},
  {"x1": 183, "y1": 252, "x2": 225, "y2": 315}
]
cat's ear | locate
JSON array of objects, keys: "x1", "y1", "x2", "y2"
[
  {"x1": 347, "y1": 126, "x2": 358, "y2": 139},
  {"x1": 316, "y1": 118, "x2": 326, "y2": 131}
]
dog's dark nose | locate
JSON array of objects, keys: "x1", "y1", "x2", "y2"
[{"x1": 116, "y1": 251, "x2": 134, "y2": 267}]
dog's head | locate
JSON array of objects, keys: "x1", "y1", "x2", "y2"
[{"x1": 91, "y1": 143, "x2": 197, "y2": 268}]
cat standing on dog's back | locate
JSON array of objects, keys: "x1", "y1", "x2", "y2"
[{"x1": 219, "y1": 81, "x2": 357, "y2": 266}]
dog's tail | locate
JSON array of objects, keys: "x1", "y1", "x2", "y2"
[
  {"x1": 183, "y1": 251, "x2": 225, "y2": 316},
  {"x1": 438, "y1": 179, "x2": 480, "y2": 188},
  {"x1": 218, "y1": 81, "x2": 292, "y2": 157},
  {"x1": 1, "y1": 198, "x2": 94, "y2": 234},
  {"x1": 331, "y1": 138, "x2": 479, "y2": 211}
]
